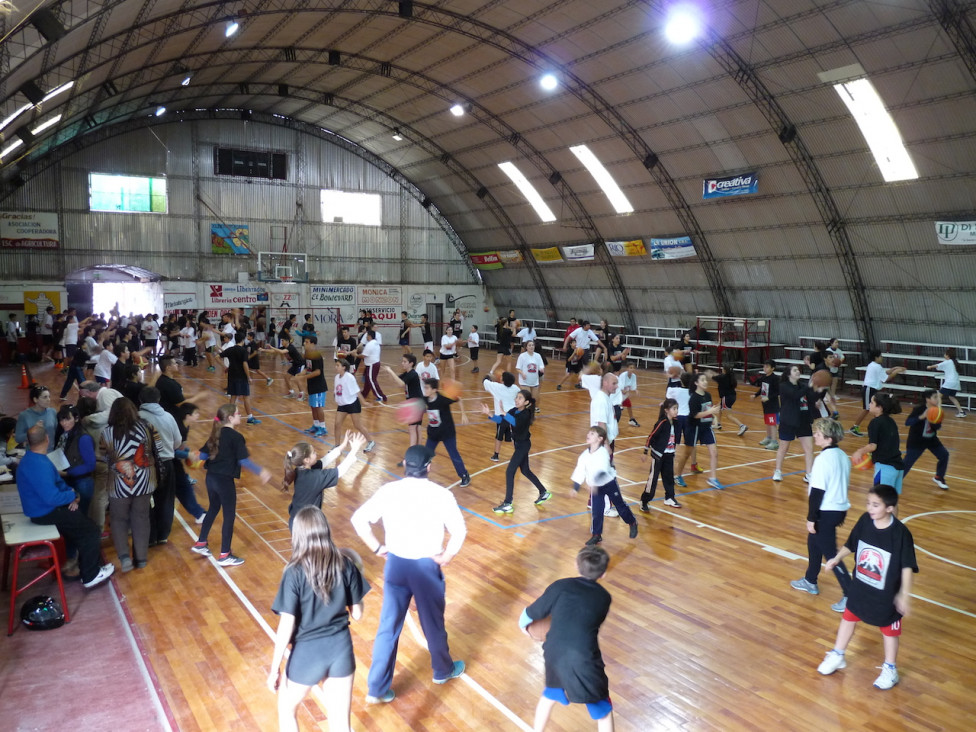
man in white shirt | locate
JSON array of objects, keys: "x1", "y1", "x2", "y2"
[
  {"x1": 588, "y1": 372, "x2": 619, "y2": 450},
  {"x1": 351, "y1": 445, "x2": 467, "y2": 704},
  {"x1": 563, "y1": 321, "x2": 600, "y2": 356},
  {"x1": 359, "y1": 329, "x2": 387, "y2": 402},
  {"x1": 41, "y1": 306, "x2": 54, "y2": 362}
]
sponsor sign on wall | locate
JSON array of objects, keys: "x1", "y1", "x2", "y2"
[
  {"x1": 649, "y1": 236, "x2": 696, "y2": 259},
  {"x1": 24, "y1": 291, "x2": 62, "y2": 314},
  {"x1": 562, "y1": 243, "x2": 595, "y2": 261},
  {"x1": 205, "y1": 283, "x2": 269, "y2": 308},
  {"x1": 496, "y1": 250, "x2": 523, "y2": 263},
  {"x1": 702, "y1": 172, "x2": 759, "y2": 199},
  {"x1": 164, "y1": 292, "x2": 198, "y2": 311},
  {"x1": 211, "y1": 224, "x2": 250, "y2": 254},
  {"x1": 1, "y1": 212, "x2": 59, "y2": 249},
  {"x1": 936, "y1": 221, "x2": 976, "y2": 245},
  {"x1": 531, "y1": 247, "x2": 563, "y2": 263},
  {"x1": 358, "y1": 286, "x2": 402, "y2": 307},
  {"x1": 469, "y1": 252, "x2": 503, "y2": 270},
  {"x1": 605, "y1": 239, "x2": 647, "y2": 257},
  {"x1": 311, "y1": 285, "x2": 356, "y2": 306}
]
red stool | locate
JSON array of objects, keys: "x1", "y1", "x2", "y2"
[{"x1": 5, "y1": 540, "x2": 71, "y2": 635}]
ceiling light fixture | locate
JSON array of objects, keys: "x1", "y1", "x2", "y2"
[
  {"x1": 181, "y1": 75, "x2": 192, "y2": 87},
  {"x1": 41, "y1": 81, "x2": 74, "y2": 103},
  {"x1": 540, "y1": 74, "x2": 558, "y2": 91},
  {"x1": 1, "y1": 139, "x2": 24, "y2": 158},
  {"x1": 392, "y1": 129, "x2": 403, "y2": 141},
  {"x1": 225, "y1": 19, "x2": 240, "y2": 37},
  {"x1": 30, "y1": 114, "x2": 62, "y2": 135},
  {"x1": 155, "y1": 106, "x2": 167, "y2": 117},
  {"x1": 570, "y1": 144, "x2": 634, "y2": 214},
  {"x1": 450, "y1": 103, "x2": 465, "y2": 117},
  {"x1": 0, "y1": 103, "x2": 33, "y2": 133},
  {"x1": 498, "y1": 161, "x2": 557, "y2": 222},
  {"x1": 664, "y1": 5, "x2": 702, "y2": 45}
]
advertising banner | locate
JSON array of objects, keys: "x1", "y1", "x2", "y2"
[
  {"x1": 311, "y1": 285, "x2": 356, "y2": 306},
  {"x1": 205, "y1": 283, "x2": 269, "y2": 309},
  {"x1": 649, "y1": 236, "x2": 696, "y2": 259},
  {"x1": 496, "y1": 249, "x2": 524, "y2": 264},
  {"x1": 605, "y1": 239, "x2": 647, "y2": 257},
  {"x1": 24, "y1": 291, "x2": 62, "y2": 314},
  {"x1": 531, "y1": 247, "x2": 563, "y2": 263},
  {"x1": 1, "y1": 212, "x2": 59, "y2": 249},
  {"x1": 562, "y1": 244, "x2": 595, "y2": 261},
  {"x1": 702, "y1": 172, "x2": 759, "y2": 199},
  {"x1": 936, "y1": 221, "x2": 976, "y2": 245},
  {"x1": 469, "y1": 252, "x2": 503, "y2": 270},
  {"x1": 163, "y1": 292, "x2": 198, "y2": 311},
  {"x1": 358, "y1": 286, "x2": 402, "y2": 307},
  {"x1": 211, "y1": 223, "x2": 250, "y2": 254}
]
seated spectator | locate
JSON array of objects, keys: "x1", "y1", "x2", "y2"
[
  {"x1": 16, "y1": 425, "x2": 115, "y2": 588},
  {"x1": 16, "y1": 385, "x2": 57, "y2": 450}
]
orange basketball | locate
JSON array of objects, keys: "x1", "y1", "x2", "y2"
[
  {"x1": 926, "y1": 406, "x2": 944, "y2": 425},
  {"x1": 829, "y1": 355, "x2": 842, "y2": 368},
  {"x1": 440, "y1": 378, "x2": 463, "y2": 400},
  {"x1": 396, "y1": 398, "x2": 426, "y2": 424},
  {"x1": 810, "y1": 370, "x2": 833, "y2": 389},
  {"x1": 574, "y1": 347, "x2": 585, "y2": 360},
  {"x1": 854, "y1": 454, "x2": 873, "y2": 471},
  {"x1": 668, "y1": 365, "x2": 683, "y2": 378},
  {"x1": 525, "y1": 615, "x2": 552, "y2": 643}
]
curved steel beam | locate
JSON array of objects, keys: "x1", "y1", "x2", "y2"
[{"x1": 929, "y1": 0, "x2": 976, "y2": 82}]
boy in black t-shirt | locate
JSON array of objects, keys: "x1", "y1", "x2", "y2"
[
  {"x1": 225, "y1": 331, "x2": 260, "y2": 425},
  {"x1": 520, "y1": 545, "x2": 614, "y2": 731},
  {"x1": 302, "y1": 337, "x2": 329, "y2": 437},
  {"x1": 381, "y1": 353, "x2": 424, "y2": 452},
  {"x1": 816, "y1": 484, "x2": 918, "y2": 690},
  {"x1": 423, "y1": 378, "x2": 471, "y2": 487},
  {"x1": 245, "y1": 331, "x2": 274, "y2": 387}
]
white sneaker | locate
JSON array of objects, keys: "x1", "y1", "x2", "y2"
[
  {"x1": 790, "y1": 577, "x2": 819, "y2": 595},
  {"x1": 759, "y1": 437, "x2": 771, "y2": 446},
  {"x1": 737, "y1": 424, "x2": 748, "y2": 436},
  {"x1": 765, "y1": 441, "x2": 779, "y2": 451},
  {"x1": 873, "y1": 664, "x2": 899, "y2": 689},
  {"x1": 803, "y1": 473, "x2": 810, "y2": 483},
  {"x1": 817, "y1": 650, "x2": 847, "y2": 675},
  {"x1": 831, "y1": 596, "x2": 848, "y2": 613},
  {"x1": 932, "y1": 476, "x2": 949, "y2": 490},
  {"x1": 773, "y1": 470, "x2": 783, "y2": 481},
  {"x1": 956, "y1": 411, "x2": 966, "y2": 418},
  {"x1": 604, "y1": 506, "x2": 619, "y2": 517},
  {"x1": 83, "y1": 563, "x2": 115, "y2": 589},
  {"x1": 363, "y1": 440, "x2": 376, "y2": 453}
]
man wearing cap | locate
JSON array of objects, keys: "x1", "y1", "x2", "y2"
[{"x1": 350, "y1": 445, "x2": 467, "y2": 704}]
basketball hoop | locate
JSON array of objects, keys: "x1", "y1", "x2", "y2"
[{"x1": 280, "y1": 275, "x2": 294, "y2": 283}]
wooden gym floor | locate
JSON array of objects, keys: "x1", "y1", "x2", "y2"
[{"x1": 3, "y1": 349, "x2": 974, "y2": 731}]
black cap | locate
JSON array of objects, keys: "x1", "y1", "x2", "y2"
[{"x1": 403, "y1": 445, "x2": 435, "y2": 470}]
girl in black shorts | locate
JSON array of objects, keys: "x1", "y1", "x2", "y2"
[
  {"x1": 489, "y1": 316, "x2": 513, "y2": 374},
  {"x1": 268, "y1": 506, "x2": 370, "y2": 732}
]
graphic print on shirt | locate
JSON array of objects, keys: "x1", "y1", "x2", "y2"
[
  {"x1": 854, "y1": 539, "x2": 891, "y2": 591},
  {"x1": 666, "y1": 425, "x2": 676, "y2": 452},
  {"x1": 336, "y1": 384, "x2": 343, "y2": 398},
  {"x1": 427, "y1": 408, "x2": 442, "y2": 428},
  {"x1": 699, "y1": 398, "x2": 714, "y2": 424}
]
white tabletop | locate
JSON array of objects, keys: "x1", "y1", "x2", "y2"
[{"x1": 1, "y1": 512, "x2": 60, "y2": 544}]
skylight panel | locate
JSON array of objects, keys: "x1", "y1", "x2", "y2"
[
  {"x1": 498, "y1": 162, "x2": 556, "y2": 222},
  {"x1": 569, "y1": 144, "x2": 634, "y2": 213}
]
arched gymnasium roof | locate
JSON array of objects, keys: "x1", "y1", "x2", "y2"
[{"x1": 1, "y1": 1, "x2": 974, "y2": 342}]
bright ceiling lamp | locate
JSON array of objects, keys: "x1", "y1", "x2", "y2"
[
  {"x1": 181, "y1": 75, "x2": 192, "y2": 87},
  {"x1": 498, "y1": 162, "x2": 557, "y2": 222},
  {"x1": 225, "y1": 19, "x2": 240, "y2": 37},
  {"x1": 818, "y1": 64, "x2": 917, "y2": 182},
  {"x1": 155, "y1": 106, "x2": 167, "y2": 117},
  {"x1": 1, "y1": 139, "x2": 24, "y2": 158},
  {"x1": 569, "y1": 144, "x2": 634, "y2": 214},
  {"x1": 0, "y1": 103, "x2": 33, "y2": 132},
  {"x1": 540, "y1": 73, "x2": 558, "y2": 91},
  {"x1": 31, "y1": 113, "x2": 62, "y2": 135},
  {"x1": 450, "y1": 103, "x2": 465, "y2": 117},
  {"x1": 41, "y1": 80, "x2": 74, "y2": 103},
  {"x1": 664, "y1": 5, "x2": 702, "y2": 45}
]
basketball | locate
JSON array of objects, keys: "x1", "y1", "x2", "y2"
[
  {"x1": 926, "y1": 406, "x2": 944, "y2": 425},
  {"x1": 854, "y1": 453, "x2": 873, "y2": 471},
  {"x1": 396, "y1": 398, "x2": 426, "y2": 424},
  {"x1": 829, "y1": 355, "x2": 842, "y2": 368},
  {"x1": 668, "y1": 365, "x2": 683, "y2": 378},
  {"x1": 440, "y1": 378, "x2": 463, "y2": 400},
  {"x1": 525, "y1": 615, "x2": 551, "y2": 642},
  {"x1": 186, "y1": 456, "x2": 204, "y2": 469},
  {"x1": 574, "y1": 347, "x2": 585, "y2": 360},
  {"x1": 339, "y1": 547, "x2": 364, "y2": 572},
  {"x1": 810, "y1": 370, "x2": 833, "y2": 389}
]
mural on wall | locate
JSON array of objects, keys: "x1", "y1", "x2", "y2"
[{"x1": 211, "y1": 224, "x2": 251, "y2": 255}]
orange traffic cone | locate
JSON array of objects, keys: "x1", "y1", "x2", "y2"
[{"x1": 17, "y1": 363, "x2": 31, "y2": 389}]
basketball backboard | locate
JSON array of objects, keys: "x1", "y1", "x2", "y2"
[{"x1": 257, "y1": 251, "x2": 309, "y2": 282}]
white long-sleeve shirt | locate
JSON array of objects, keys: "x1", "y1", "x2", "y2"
[
  {"x1": 351, "y1": 477, "x2": 466, "y2": 559},
  {"x1": 571, "y1": 445, "x2": 616, "y2": 488},
  {"x1": 483, "y1": 378, "x2": 519, "y2": 415}
]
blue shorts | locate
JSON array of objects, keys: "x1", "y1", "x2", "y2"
[
  {"x1": 399, "y1": 337, "x2": 409, "y2": 346},
  {"x1": 939, "y1": 386, "x2": 957, "y2": 397},
  {"x1": 874, "y1": 463, "x2": 905, "y2": 494},
  {"x1": 227, "y1": 379, "x2": 250, "y2": 396},
  {"x1": 684, "y1": 422, "x2": 715, "y2": 446},
  {"x1": 779, "y1": 422, "x2": 813, "y2": 441},
  {"x1": 308, "y1": 391, "x2": 326, "y2": 408},
  {"x1": 288, "y1": 363, "x2": 304, "y2": 376},
  {"x1": 543, "y1": 688, "x2": 612, "y2": 721}
]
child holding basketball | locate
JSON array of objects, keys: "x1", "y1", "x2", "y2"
[
  {"x1": 191, "y1": 403, "x2": 272, "y2": 566},
  {"x1": 640, "y1": 398, "x2": 680, "y2": 510},
  {"x1": 519, "y1": 545, "x2": 615, "y2": 732},
  {"x1": 927, "y1": 348, "x2": 966, "y2": 417},
  {"x1": 280, "y1": 433, "x2": 364, "y2": 529},
  {"x1": 482, "y1": 390, "x2": 550, "y2": 513},
  {"x1": 556, "y1": 339, "x2": 585, "y2": 390},
  {"x1": 268, "y1": 506, "x2": 370, "y2": 732},
  {"x1": 423, "y1": 378, "x2": 471, "y2": 487},
  {"x1": 852, "y1": 393, "x2": 905, "y2": 493},
  {"x1": 753, "y1": 360, "x2": 780, "y2": 450},
  {"x1": 816, "y1": 484, "x2": 918, "y2": 690},
  {"x1": 903, "y1": 389, "x2": 950, "y2": 490},
  {"x1": 849, "y1": 351, "x2": 906, "y2": 436}
]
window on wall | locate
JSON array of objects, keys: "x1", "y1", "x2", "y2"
[
  {"x1": 320, "y1": 189, "x2": 381, "y2": 226},
  {"x1": 89, "y1": 173, "x2": 168, "y2": 213}
]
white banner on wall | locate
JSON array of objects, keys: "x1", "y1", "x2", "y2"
[
  {"x1": 0, "y1": 212, "x2": 60, "y2": 249},
  {"x1": 358, "y1": 285, "x2": 402, "y2": 307},
  {"x1": 311, "y1": 284, "x2": 356, "y2": 306},
  {"x1": 935, "y1": 221, "x2": 976, "y2": 245},
  {"x1": 164, "y1": 292, "x2": 198, "y2": 310},
  {"x1": 205, "y1": 282, "x2": 270, "y2": 309}
]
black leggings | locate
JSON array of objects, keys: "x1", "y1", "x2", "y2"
[
  {"x1": 805, "y1": 509, "x2": 851, "y2": 594},
  {"x1": 199, "y1": 472, "x2": 237, "y2": 554},
  {"x1": 641, "y1": 452, "x2": 675, "y2": 503},
  {"x1": 504, "y1": 440, "x2": 546, "y2": 503}
]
